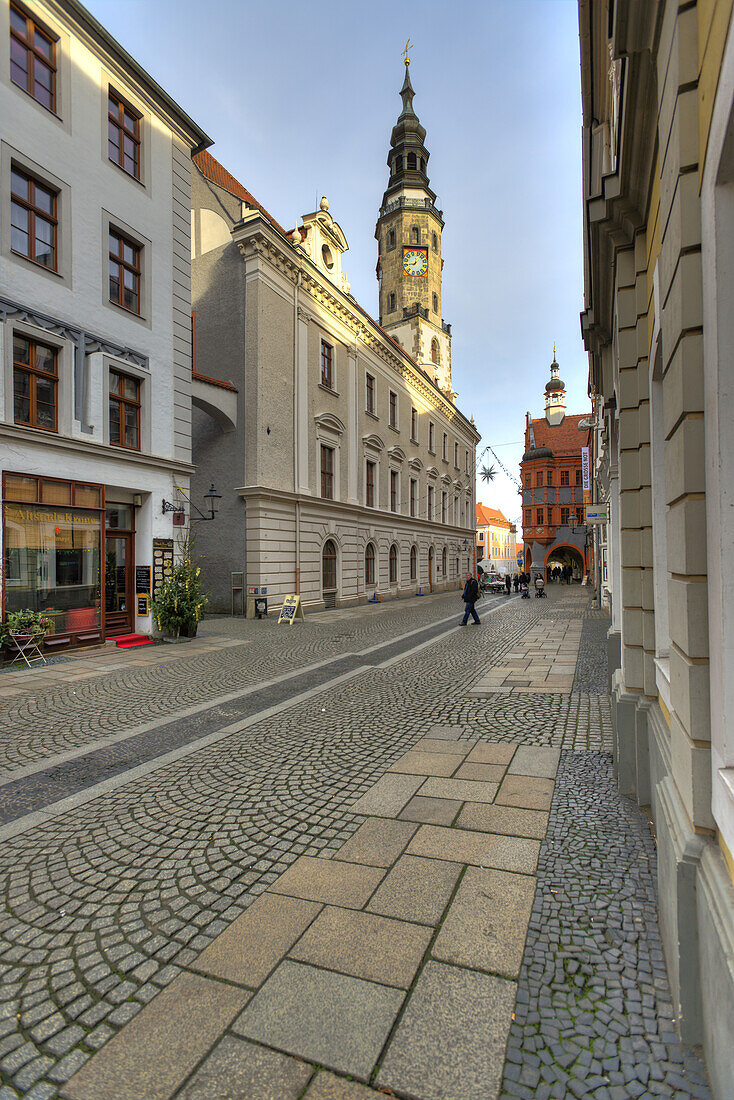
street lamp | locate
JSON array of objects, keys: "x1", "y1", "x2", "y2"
[
  {"x1": 202, "y1": 484, "x2": 222, "y2": 520},
  {"x1": 161, "y1": 483, "x2": 222, "y2": 523}
]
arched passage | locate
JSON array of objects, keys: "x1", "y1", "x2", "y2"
[{"x1": 545, "y1": 543, "x2": 585, "y2": 581}]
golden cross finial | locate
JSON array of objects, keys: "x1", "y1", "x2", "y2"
[
  {"x1": 402, "y1": 39, "x2": 413, "y2": 65},
  {"x1": 553, "y1": 343, "x2": 556, "y2": 358}
]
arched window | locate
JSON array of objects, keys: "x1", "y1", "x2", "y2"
[
  {"x1": 442, "y1": 547, "x2": 447, "y2": 576},
  {"x1": 432, "y1": 232, "x2": 438, "y2": 251},
  {"x1": 389, "y1": 544, "x2": 398, "y2": 584},
  {"x1": 388, "y1": 292, "x2": 396, "y2": 312},
  {"x1": 387, "y1": 229, "x2": 396, "y2": 250},
  {"x1": 431, "y1": 339, "x2": 439, "y2": 364},
  {"x1": 411, "y1": 226, "x2": 420, "y2": 244},
  {"x1": 365, "y1": 542, "x2": 376, "y2": 587},
  {"x1": 407, "y1": 152, "x2": 417, "y2": 170},
  {"x1": 322, "y1": 539, "x2": 337, "y2": 592},
  {"x1": 394, "y1": 154, "x2": 403, "y2": 173},
  {"x1": 410, "y1": 545, "x2": 417, "y2": 581}
]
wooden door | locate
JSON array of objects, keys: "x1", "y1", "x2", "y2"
[{"x1": 105, "y1": 531, "x2": 133, "y2": 636}]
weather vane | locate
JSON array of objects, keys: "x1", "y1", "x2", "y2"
[{"x1": 402, "y1": 39, "x2": 413, "y2": 66}]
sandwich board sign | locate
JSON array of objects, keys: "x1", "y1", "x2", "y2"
[{"x1": 278, "y1": 594, "x2": 305, "y2": 625}]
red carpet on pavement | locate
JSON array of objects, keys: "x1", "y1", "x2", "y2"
[{"x1": 108, "y1": 634, "x2": 154, "y2": 649}]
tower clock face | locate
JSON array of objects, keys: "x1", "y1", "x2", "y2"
[{"x1": 402, "y1": 247, "x2": 428, "y2": 277}]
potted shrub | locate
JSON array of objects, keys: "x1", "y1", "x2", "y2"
[
  {"x1": 2, "y1": 609, "x2": 52, "y2": 660},
  {"x1": 152, "y1": 541, "x2": 208, "y2": 640}
]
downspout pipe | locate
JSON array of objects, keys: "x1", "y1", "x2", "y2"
[{"x1": 294, "y1": 271, "x2": 301, "y2": 595}]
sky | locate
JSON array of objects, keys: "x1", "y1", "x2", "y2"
[{"x1": 87, "y1": 0, "x2": 589, "y2": 527}]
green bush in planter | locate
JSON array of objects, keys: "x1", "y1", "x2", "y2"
[
  {"x1": 152, "y1": 547, "x2": 208, "y2": 639},
  {"x1": 4, "y1": 609, "x2": 52, "y2": 637}
]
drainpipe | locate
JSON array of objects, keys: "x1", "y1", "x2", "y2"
[{"x1": 294, "y1": 271, "x2": 301, "y2": 595}]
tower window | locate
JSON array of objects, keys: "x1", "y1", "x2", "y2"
[
  {"x1": 432, "y1": 232, "x2": 438, "y2": 251},
  {"x1": 387, "y1": 229, "x2": 396, "y2": 250},
  {"x1": 388, "y1": 292, "x2": 396, "y2": 313},
  {"x1": 431, "y1": 339, "x2": 439, "y2": 364},
  {"x1": 407, "y1": 152, "x2": 417, "y2": 170},
  {"x1": 410, "y1": 226, "x2": 419, "y2": 244},
  {"x1": 420, "y1": 157, "x2": 425, "y2": 173},
  {"x1": 395, "y1": 154, "x2": 403, "y2": 173},
  {"x1": 432, "y1": 293, "x2": 438, "y2": 313}
]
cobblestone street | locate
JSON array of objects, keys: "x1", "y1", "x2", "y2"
[{"x1": 0, "y1": 587, "x2": 711, "y2": 1099}]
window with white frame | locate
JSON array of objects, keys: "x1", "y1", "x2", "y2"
[
  {"x1": 427, "y1": 485, "x2": 434, "y2": 520},
  {"x1": 390, "y1": 469, "x2": 399, "y2": 513},
  {"x1": 410, "y1": 477, "x2": 417, "y2": 518}
]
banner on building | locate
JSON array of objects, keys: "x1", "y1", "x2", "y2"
[{"x1": 581, "y1": 447, "x2": 591, "y2": 491}]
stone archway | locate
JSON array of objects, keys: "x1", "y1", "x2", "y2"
[{"x1": 545, "y1": 544, "x2": 585, "y2": 582}]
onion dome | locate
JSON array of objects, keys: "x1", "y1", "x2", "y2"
[
  {"x1": 381, "y1": 60, "x2": 436, "y2": 207},
  {"x1": 522, "y1": 446, "x2": 553, "y2": 462}
]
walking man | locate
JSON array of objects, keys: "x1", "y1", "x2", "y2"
[{"x1": 461, "y1": 572, "x2": 480, "y2": 625}]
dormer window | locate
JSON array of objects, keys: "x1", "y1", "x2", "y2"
[{"x1": 322, "y1": 244, "x2": 334, "y2": 270}]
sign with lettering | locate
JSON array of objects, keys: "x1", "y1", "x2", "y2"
[
  {"x1": 135, "y1": 566, "x2": 151, "y2": 593},
  {"x1": 581, "y1": 447, "x2": 591, "y2": 491},
  {"x1": 136, "y1": 594, "x2": 150, "y2": 616},
  {"x1": 277, "y1": 594, "x2": 305, "y2": 625},
  {"x1": 152, "y1": 542, "x2": 174, "y2": 598},
  {"x1": 585, "y1": 504, "x2": 609, "y2": 524}
]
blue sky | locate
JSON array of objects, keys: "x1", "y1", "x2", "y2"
[{"x1": 88, "y1": 0, "x2": 588, "y2": 525}]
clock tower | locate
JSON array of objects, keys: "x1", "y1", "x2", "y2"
[{"x1": 375, "y1": 59, "x2": 454, "y2": 400}]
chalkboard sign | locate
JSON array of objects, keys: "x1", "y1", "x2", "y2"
[
  {"x1": 277, "y1": 594, "x2": 305, "y2": 625},
  {"x1": 136, "y1": 566, "x2": 151, "y2": 593},
  {"x1": 137, "y1": 594, "x2": 150, "y2": 616}
]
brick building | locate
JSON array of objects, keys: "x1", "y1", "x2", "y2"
[{"x1": 520, "y1": 354, "x2": 591, "y2": 579}]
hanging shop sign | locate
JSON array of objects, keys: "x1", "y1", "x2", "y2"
[
  {"x1": 277, "y1": 594, "x2": 305, "y2": 625},
  {"x1": 581, "y1": 447, "x2": 591, "y2": 491},
  {"x1": 585, "y1": 504, "x2": 609, "y2": 524}
]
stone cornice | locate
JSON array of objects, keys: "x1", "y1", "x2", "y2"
[
  {"x1": 0, "y1": 423, "x2": 195, "y2": 474},
  {"x1": 233, "y1": 216, "x2": 480, "y2": 443}
]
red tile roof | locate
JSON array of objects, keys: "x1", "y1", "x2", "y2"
[
  {"x1": 193, "y1": 150, "x2": 290, "y2": 237},
  {"x1": 525, "y1": 413, "x2": 590, "y2": 457},
  {"x1": 476, "y1": 503, "x2": 510, "y2": 528}
]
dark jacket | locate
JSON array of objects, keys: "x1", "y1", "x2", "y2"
[{"x1": 462, "y1": 578, "x2": 479, "y2": 604}]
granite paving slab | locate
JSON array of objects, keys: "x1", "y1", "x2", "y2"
[
  {"x1": 413, "y1": 737, "x2": 477, "y2": 755},
  {"x1": 333, "y1": 817, "x2": 417, "y2": 867},
  {"x1": 407, "y1": 824, "x2": 540, "y2": 874},
  {"x1": 398, "y1": 794, "x2": 462, "y2": 825},
  {"x1": 507, "y1": 745, "x2": 561, "y2": 778},
  {"x1": 349, "y1": 773, "x2": 425, "y2": 817},
  {"x1": 495, "y1": 774, "x2": 554, "y2": 811},
  {"x1": 423, "y1": 724, "x2": 466, "y2": 739},
  {"x1": 61, "y1": 972, "x2": 250, "y2": 1100},
  {"x1": 432, "y1": 866, "x2": 536, "y2": 979},
  {"x1": 366, "y1": 854, "x2": 463, "y2": 925},
  {"x1": 268, "y1": 856, "x2": 385, "y2": 908},
  {"x1": 303, "y1": 1070, "x2": 383, "y2": 1098},
  {"x1": 233, "y1": 960, "x2": 404, "y2": 1079},
  {"x1": 418, "y1": 776, "x2": 500, "y2": 803},
  {"x1": 456, "y1": 801, "x2": 549, "y2": 840},
  {"x1": 388, "y1": 750, "x2": 465, "y2": 777},
  {"x1": 176, "y1": 1035, "x2": 312, "y2": 1099},
  {"x1": 465, "y1": 743, "x2": 517, "y2": 765},
  {"x1": 288, "y1": 905, "x2": 433, "y2": 988},
  {"x1": 191, "y1": 892, "x2": 322, "y2": 988},
  {"x1": 454, "y1": 762, "x2": 508, "y2": 782},
  {"x1": 376, "y1": 960, "x2": 517, "y2": 1100}
]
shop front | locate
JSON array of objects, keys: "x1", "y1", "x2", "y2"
[{"x1": 2, "y1": 473, "x2": 140, "y2": 650}]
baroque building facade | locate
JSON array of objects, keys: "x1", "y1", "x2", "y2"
[
  {"x1": 580, "y1": 1, "x2": 734, "y2": 1091},
  {"x1": 0, "y1": 0, "x2": 208, "y2": 648},
  {"x1": 475, "y1": 504, "x2": 516, "y2": 576},
  {"x1": 520, "y1": 355, "x2": 591, "y2": 580},
  {"x1": 190, "y1": 63, "x2": 479, "y2": 614}
]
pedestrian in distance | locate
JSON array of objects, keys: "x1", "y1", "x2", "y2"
[
  {"x1": 505, "y1": 574, "x2": 511, "y2": 595},
  {"x1": 460, "y1": 572, "x2": 480, "y2": 625},
  {"x1": 513, "y1": 573, "x2": 519, "y2": 593}
]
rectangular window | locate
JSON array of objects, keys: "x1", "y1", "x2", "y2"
[
  {"x1": 389, "y1": 390, "x2": 398, "y2": 429},
  {"x1": 10, "y1": 2, "x2": 57, "y2": 112},
  {"x1": 109, "y1": 370, "x2": 140, "y2": 450},
  {"x1": 478, "y1": 531, "x2": 484, "y2": 542},
  {"x1": 525, "y1": 509, "x2": 531, "y2": 526},
  {"x1": 390, "y1": 469, "x2": 399, "y2": 512},
  {"x1": 427, "y1": 485, "x2": 434, "y2": 520},
  {"x1": 11, "y1": 166, "x2": 57, "y2": 270},
  {"x1": 108, "y1": 88, "x2": 141, "y2": 179},
  {"x1": 561, "y1": 507, "x2": 570, "y2": 525},
  {"x1": 13, "y1": 333, "x2": 57, "y2": 431},
  {"x1": 321, "y1": 340, "x2": 333, "y2": 389},
  {"x1": 410, "y1": 477, "x2": 417, "y2": 518},
  {"x1": 411, "y1": 406, "x2": 417, "y2": 441},
  {"x1": 465, "y1": 450, "x2": 469, "y2": 474},
  {"x1": 560, "y1": 470, "x2": 570, "y2": 486},
  {"x1": 576, "y1": 468, "x2": 582, "y2": 485},
  {"x1": 366, "y1": 372, "x2": 375, "y2": 414},
  {"x1": 109, "y1": 228, "x2": 141, "y2": 314},
  {"x1": 536, "y1": 508, "x2": 544, "y2": 525},
  {"x1": 366, "y1": 460, "x2": 376, "y2": 508},
  {"x1": 576, "y1": 507, "x2": 584, "y2": 524},
  {"x1": 454, "y1": 442, "x2": 459, "y2": 467},
  {"x1": 536, "y1": 471, "x2": 544, "y2": 487},
  {"x1": 442, "y1": 432, "x2": 448, "y2": 461},
  {"x1": 320, "y1": 444, "x2": 334, "y2": 499},
  {"x1": 429, "y1": 422, "x2": 435, "y2": 452},
  {"x1": 441, "y1": 492, "x2": 447, "y2": 523}
]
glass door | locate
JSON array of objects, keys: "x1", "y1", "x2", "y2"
[{"x1": 104, "y1": 532, "x2": 133, "y2": 636}]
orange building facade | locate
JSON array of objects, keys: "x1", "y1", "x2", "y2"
[{"x1": 520, "y1": 355, "x2": 591, "y2": 579}]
